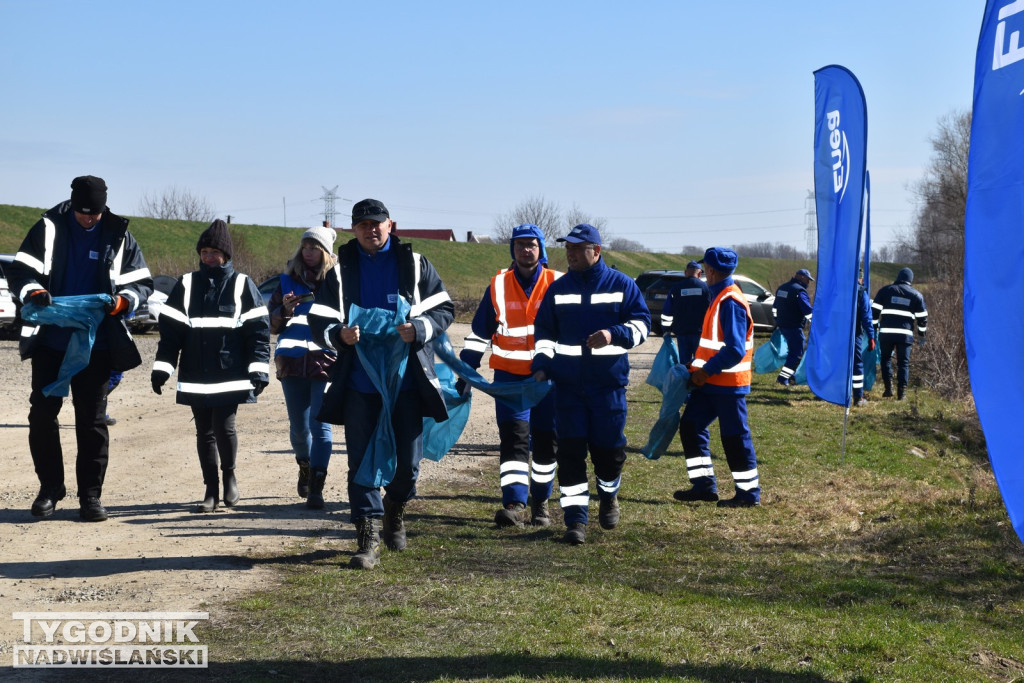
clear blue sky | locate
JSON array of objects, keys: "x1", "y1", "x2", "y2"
[{"x1": 0, "y1": 1, "x2": 981, "y2": 254}]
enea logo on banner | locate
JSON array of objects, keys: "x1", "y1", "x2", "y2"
[
  {"x1": 12, "y1": 612, "x2": 208, "y2": 668},
  {"x1": 993, "y1": 0, "x2": 1024, "y2": 71},
  {"x1": 825, "y1": 110, "x2": 850, "y2": 202}
]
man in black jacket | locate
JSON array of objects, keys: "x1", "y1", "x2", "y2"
[
  {"x1": 309, "y1": 198, "x2": 454, "y2": 570},
  {"x1": 872, "y1": 268, "x2": 928, "y2": 400},
  {"x1": 8, "y1": 176, "x2": 153, "y2": 521}
]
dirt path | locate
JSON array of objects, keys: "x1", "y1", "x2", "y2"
[{"x1": 0, "y1": 321, "x2": 660, "y2": 664}]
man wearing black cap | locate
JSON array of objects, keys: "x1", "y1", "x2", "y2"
[
  {"x1": 660, "y1": 259, "x2": 711, "y2": 365},
  {"x1": 309, "y1": 198, "x2": 454, "y2": 569},
  {"x1": 8, "y1": 175, "x2": 153, "y2": 521},
  {"x1": 532, "y1": 224, "x2": 651, "y2": 545},
  {"x1": 772, "y1": 268, "x2": 814, "y2": 387},
  {"x1": 673, "y1": 246, "x2": 761, "y2": 507},
  {"x1": 872, "y1": 268, "x2": 927, "y2": 400}
]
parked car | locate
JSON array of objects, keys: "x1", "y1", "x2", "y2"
[
  {"x1": 636, "y1": 269, "x2": 776, "y2": 335},
  {"x1": 126, "y1": 274, "x2": 176, "y2": 333},
  {"x1": 0, "y1": 254, "x2": 19, "y2": 334},
  {"x1": 258, "y1": 274, "x2": 281, "y2": 305}
]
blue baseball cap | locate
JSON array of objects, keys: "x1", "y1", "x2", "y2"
[
  {"x1": 686, "y1": 260, "x2": 701, "y2": 270},
  {"x1": 510, "y1": 223, "x2": 548, "y2": 264},
  {"x1": 557, "y1": 223, "x2": 602, "y2": 245},
  {"x1": 796, "y1": 268, "x2": 815, "y2": 281},
  {"x1": 698, "y1": 247, "x2": 738, "y2": 274}
]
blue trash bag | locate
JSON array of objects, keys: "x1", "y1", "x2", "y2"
[
  {"x1": 753, "y1": 329, "x2": 788, "y2": 374},
  {"x1": 863, "y1": 336, "x2": 879, "y2": 391},
  {"x1": 641, "y1": 364, "x2": 691, "y2": 460},
  {"x1": 348, "y1": 298, "x2": 411, "y2": 489},
  {"x1": 646, "y1": 334, "x2": 680, "y2": 393},
  {"x1": 21, "y1": 294, "x2": 113, "y2": 397},
  {"x1": 793, "y1": 349, "x2": 808, "y2": 386},
  {"x1": 422, "y1": 361, "x2": 472, "y2": 462},
  {"x1": 432, "y1": 332, "x2": 554, "y2": 412}
]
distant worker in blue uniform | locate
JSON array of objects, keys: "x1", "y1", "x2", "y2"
[
  {"x1": 461, "y1": 224, "x2": 563, "y2": 528},
  {"x1": 673, "y1": 247, "x2": 760, "y2": 508},
  {"x1": 773, "y1": 268, "x2": 814, "y2": 387},
  {"x1": 872, "y1": 268, "x2": 927, "y2": 401},
  {"x1": 660, "y1": 259, "x2": 710, "y2": 365},
  {"x1": 852, "y1": 277, "x2": 876, "y2": 406},
  {"x1": 532, "y1": 224, "x2": 650, "y2": 546}
]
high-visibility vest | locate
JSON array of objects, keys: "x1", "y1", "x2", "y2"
[
  {"x1": 691, "y1": 284, "x2": 754, "y2": 388},
  {"x1": 489, "y1": 267, "x2": 561, "y2": 374}
]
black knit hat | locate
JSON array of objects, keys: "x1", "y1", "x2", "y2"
[
  {"x1": 70, "y1": 175, "x2": 108, "y2": 215},
  {"x1": 196, "y1": 219, "x2": 233, "y2": 260}
]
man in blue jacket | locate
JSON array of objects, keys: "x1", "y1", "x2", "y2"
[
  {"x1": 852, "y1": 278, "x2": 876, "y2": 406},
  {"x1": 872, "y1": 268, "x2": 927, "y2": 401},
  {"x1": 8, "y1": 176, "x2": 153, "y2": 522},
  {"x1": 773, "y1": 268, "x2": 814, "y2": 387},
  {"x1": 309, "y1": 198, "x2": 454, "y2": 570},
  {"x1": 660, "y1": 260, "x2": 710, "y2": 365},
  {"x1": 531, "y1": 224, "x2": 650, "y2": 545}
]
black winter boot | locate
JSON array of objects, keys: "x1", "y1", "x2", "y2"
[
  {"x1": 382, "y1": 495, "x2": 407, "y2": 551},
  {"x1": 883, "y1": 378, "x2": 893, "y2": 398},
  {"x1": 350, "y1": 518, "x2": 381, "y2": 570},
  {"x1": 897, "y1": 385, "x2": 906, "y2": 401},
  {"x1": 307, "y1": 467, "x2": 327, "y2": 509},
  {"x1": 222, "y1": 471, "x2": 239, "y2": 507},
  {"x1": 195, "y1": 456, "x2": 220, "y2": 513},
  {"x1": 530, "y1": 498, "x2": 551, "y2": 527},
  {"x1": 297, "y1": 461, "x2": 311, "y2": 499}
]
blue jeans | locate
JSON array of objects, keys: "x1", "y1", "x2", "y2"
[
  {"x1": 280, "y1": 377, "x2": 333, "y2": 469},
  {"x1": 879, "y1": 338, "x2": 912, "y2": 388}
]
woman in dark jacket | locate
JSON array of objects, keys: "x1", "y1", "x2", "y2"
[
  {"x1": 151, "y1": 220, "x2": 271, "y2": 512},
  {"x1": 267, "y1": 227, "x2": 338, "y2": 508}
]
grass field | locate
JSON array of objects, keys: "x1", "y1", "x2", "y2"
[
  {"x1": 1, "y1": 204, "x2": 904, "y2": 314},
  {"x1": 185, "y1": 371, "x2": 1021, "y2": 682}
]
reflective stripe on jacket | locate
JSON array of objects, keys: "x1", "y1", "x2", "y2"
[
  {"x1": 691, "y1": 284, "x2": 754, "y2": 388},
  {"x1": 275, "y1": 273, "x2": 327, "y2": 358}
]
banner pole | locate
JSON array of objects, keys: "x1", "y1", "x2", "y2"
[{"x1": 840, "y1": 404, "x2": 850, "y2": 465}]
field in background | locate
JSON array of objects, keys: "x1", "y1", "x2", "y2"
[{"x1": 0, "y1": 204, "x2": 903, "y2": 315}]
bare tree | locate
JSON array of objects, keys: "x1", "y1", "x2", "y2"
[
  {"x1": 608, "y1": 237, "x2": 647, "y2": 252},
  {"x1": 910, "y1": 110, "x2": 970, "y2": 281},
  {"x1": 564, "y1": 202, "x2": 609, "y2": 234},
  {"x1": 138, "y1": 186, "x2": 217, "y2": 222},
  {"x1": 493, "y1": 196, "x2": 563, "y2": 244}
]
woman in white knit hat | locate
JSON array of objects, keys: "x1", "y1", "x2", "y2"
[{"x1": 267, "y1": 226, "x2": 339, "y2": 508}]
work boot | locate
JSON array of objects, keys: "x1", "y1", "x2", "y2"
[
  {"x1": 307, "y1": 467, "x2": 327, "y2": 509},
  {"x1": 673, "y1": 487, "x2": 719, "y2": 503},
  {"x1": 598, "y1": 497, "x2": 620, "y2": 530},
  {"x1": 194, "y1": 481, "x2": 219, "y2": 513},
  {"x1": 897, "y1": 385, "x2": 906, "y2": 401},
  {"x1": 717, "y1": 494, "x2": 760, "y2": 508},
  {"x1": 297, "y1": 461, "x2": 311, "y2": 499},
  {"x1": 530, "y1": 498, "x2": 551, "y2": 527},
  {"x1": 31, "y1": 484, "x2": 67, "y2": 517},
  {"x1": 79, "y1": 497, "x2": 109, "y2": 522},
  {"x1": 883, "y1": 379, "x2": 893, "y2": 398},
  {"x1": 222, "y1": 471, "x2": 239, "y2": 507},
  {"x1": 349, "y1": 518, "x2": 380, "y2": 570},
  {"x1": 563, "y1": 522, "x2": 586, "y2": 545},
  {"x1": 382, "y1": 495, "x2": 407, "y2": 551},
  {"x1": 494, "y1": 502, "x2": 528, "y2": 528}
]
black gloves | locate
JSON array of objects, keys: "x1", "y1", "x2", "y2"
[
  {"x1": 27, "y1": 289, "x2": 51, "y2": 307},
  {"x1": 250, "y1": 373, "x2": 268, "y2": 397},
  {"x1": 455, "y1": 378, "x2": 469, "y2": 397},
  {"x1": 151, "y1": 370, "x2": 170, "y2": 395}
]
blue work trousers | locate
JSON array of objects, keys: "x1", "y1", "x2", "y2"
[
  {"x1": 679, "y1": 390, "x2": 760, "y2": 503},
  {"x1": 493, "y1": 368, "x2": 557, "y2": 506},
  {"x1": 342, "y1": 389, "x2": 423, "y2": 523},
  {"x1": 280, "y1": 377, "x2": 333, "y2": 469},
  {"x1": 678, "y1": 333, "x2": 701, "y2": 367},
  {"x1": 554, "y1": 385, "x2": 627, "y2": 526},
  {"x1": 778, "y1": 327, "x2": 805, "y2": 382}
]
